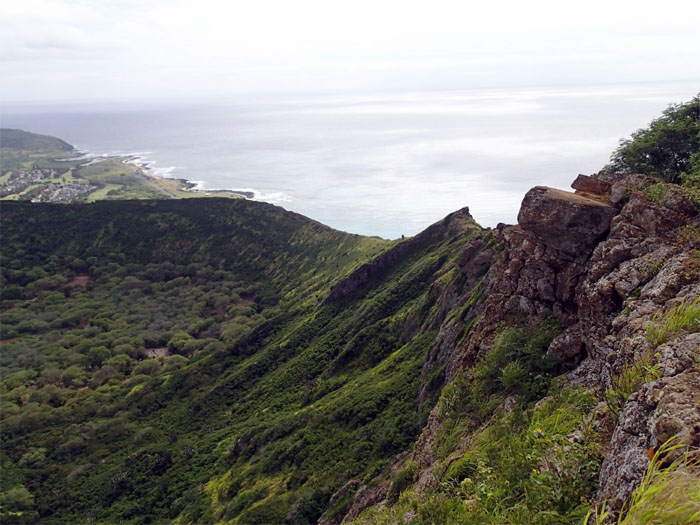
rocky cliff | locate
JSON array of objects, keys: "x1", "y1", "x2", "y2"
[{"x1": 337, "y1": 171, "x2": 699, "y2": 523}]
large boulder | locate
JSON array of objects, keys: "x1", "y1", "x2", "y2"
[{"x1": 518, "y1": 186, "x2": 618, "y2": 257}]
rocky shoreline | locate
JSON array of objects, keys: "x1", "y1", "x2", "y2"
[{"x1": 123, "y1": 155, "x2": 255, "y2": 200}]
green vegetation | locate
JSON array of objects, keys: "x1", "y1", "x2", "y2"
[
  {"x1": 387, "y1": 461, "x2": 417, "y2": 504},
  {"x1": 620, "y1": 456, "x2": 700, "y2": 524},
  {"x1": 645, "y1": 297, "x2": 700, "y2": 347},
  {"x1": 436, "y1": 322, "x2": 562, "y2": 435},
  {"x1": 351, "y1": 324, "x2": 605, "y2": 524},
  {"x1": 0, "y1": 198, "x2": 483, "y2": 523},
  {"x1": 586, "y1": 438, "x2": 700, "y2": 525},
  {"x1": 0, "y1": 128, "x2": 73, "y2": 152},
  {"x1": 3, "y1": 93, "x2": 699, "y2": 523},
  {"x1": 608, "y1": 94, "x2": 699, "y2": 184},
  {"x1": 354, "y1": 387, "x2": 601, "y2": 524},
  {"x1": 603, "y1": 353, "x2": 660, "y2": 423}
]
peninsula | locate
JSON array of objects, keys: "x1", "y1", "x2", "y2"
[{"x1": 0, "y1": 129, "x2": 253, "y2": 204}]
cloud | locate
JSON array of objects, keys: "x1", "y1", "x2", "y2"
[{"x1": 1, "y1": 0, "x2": 699, "y2": 102}]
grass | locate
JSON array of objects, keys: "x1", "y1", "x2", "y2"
[
  {"x1": 604, "y1": 352, "x2": 660, "y2": 422},
  {"x1": 353, "y1": 387, "x2": 601, "y2": 525},
  {"x1": 645, "y1": 297, "x2": 700, "y2": 346},
  {"x1": 86, "y1": 183, "x2": 121, "y2": 201},
  {"x1": 622, "y1": 464, "x2": 700, "y2": 524},
  {"x1": 57, "y1": 170, "x2": 76, "y2": 185},
  {"x1": 586, "y1": 438, "x2": 700, "y2": 525}
]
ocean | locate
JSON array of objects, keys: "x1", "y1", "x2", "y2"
[{"x1": 2, "y1": 82, "x2": 697, "y2": 239}]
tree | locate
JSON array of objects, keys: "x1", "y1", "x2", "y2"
[
  {"x1": 87, "y1": 345, "x2": 111, "y2": 368},
  {"x1": 607, "y1": 94, "x2": 700, "y2": 183},
  {"x1": 0, "y1": 486, "x2": 35, "y2": 511},
  {"x1": 60, "y1": 365, "x2": 87, "y2": 388}
]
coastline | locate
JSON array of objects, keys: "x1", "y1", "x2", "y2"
[
  {"x1": 123, "y1": 154, "x2": 255, "y2": 200},
  {"x1": 80, "y1": 152, "x2": 254, "y2": 200},
  {"x1": 0, "y1": 128, "x2": 258, "y2": 204}
]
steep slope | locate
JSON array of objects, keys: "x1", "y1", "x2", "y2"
[
  {"x1": 342, "y1": 179, "x2": 699, "y2": 523},
  {"x1": 0, "y1": 198, "x2": 494, "y2": 523}
]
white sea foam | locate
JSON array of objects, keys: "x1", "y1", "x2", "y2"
[
  {"x1": 127, "y1": 155, "x2": 180, "y2": 179},
  {"x1": 251, "y1": 190, "x2": 292, "y2": 205},
  {"x1": 187, "y1": 180, "x2": 206, "y2": 190},
  {"x1": 83, "y1": 157, "x2": 109, "y2": 166},
  {"x1": 150, "y1": 166, "x2": 179, "y2": 178}
]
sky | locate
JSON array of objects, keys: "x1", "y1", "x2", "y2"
[{"x1": 2, "y1": 0, "x2": 700, "y2": 103}]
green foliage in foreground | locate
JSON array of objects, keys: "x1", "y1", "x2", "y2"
[
  {"x1": 0, "y1": 198, "x2": 483, "y2": 523},
  {"x1": 607, "y1": 94, "x2": 700, "y2": 183},
  {"x1": 603, "y1": 352, "x2": 660, "y2": 423},
  {"x1": 586, "y1": 438, "x2": 700, "y2": 525},
  {"x1": 350, "y1": 324, "x2": 605, "y2": 524},
  {"x1": 436, "y1": 322, "x2": 563, "y2": 439},
  {"x1": 354, "y1": 387, "x2": 601, "y2": 524}
]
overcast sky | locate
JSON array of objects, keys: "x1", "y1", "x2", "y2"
[{"x1": 1, "y1": 0, "x2": 699, "y2": 103}]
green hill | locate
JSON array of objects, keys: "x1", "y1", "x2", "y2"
[
  {"x1": 0, "y1": 197, "x2": 488, "y2": 523},
  {"x1": 0, "y1": 129, "x2": 74, "y2": 152}
]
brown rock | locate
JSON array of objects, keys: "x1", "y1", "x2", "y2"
[
  {"x1": 340, "y1": 482, "x2": 389, "y2": 524},
  {"x1": 548, "y1": 328, "x2": 585, "y2": 361},
  {"x1": 518, "y1": 186, "x2": 618, "y2": 257},
  {"x1": 571, "y1": 174, "x2": 612, "y2": 197}
]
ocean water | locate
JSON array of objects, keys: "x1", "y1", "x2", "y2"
[{"x1": 2, "y1": 82, "x2": 697, "y2": 238}]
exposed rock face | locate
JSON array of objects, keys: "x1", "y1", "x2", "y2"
[
  {"x1": 517, "y1": 186, "x2": 617, "y2": 257},
  {"x1": 598, "y1": 367, "x2": 700, "y2": 512},
  {"x1": 340, "y1": 451, "x2": 410, "y2": 524},
  {"x1": 456, "y1": 184, "x2": 618, "y2": 373},
  {"x1": 318, "y1": 479, "x2": 361, "y2": 525},
  {"x1": 341, "y1": 173, "x2": 700, "y2": 521},
  {"x1": 571, "y1": 174, "x2": 612, "y2": 197}
]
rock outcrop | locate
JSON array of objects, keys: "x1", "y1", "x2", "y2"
[
  {"x1": 517, "y1": 186, "x2": 617, "y2": 257},
  {"x1": 597, "y1": 366, "x2": 700, "y2": 512},
  {"x1": 340, "y1": 171, "x2": 700, "y2": 521}
]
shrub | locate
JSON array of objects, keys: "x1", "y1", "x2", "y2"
[
  {"x1": 18, "y1": 448, "x2": 47, "y2": 468},
  {"x1": 133, "y1": 426, "x2": 161, "y2": 444},
  {"x1": 60, "y1": 365, "x2": 86, "y2": 388},
  {"x1": 86, "y1": 345, "x2": 111, "y2": 368},
  {"x1": 500, "y1": 360, "x2": 528, "y2": 394},
  {"x1": 0, "y1": 486, "x2": 35, "y2": 511},
  {"x1": 107, "y1": 354, "x2": 132, "y2": 373},
  {"x1": 1, "y1": 286, "x2": 23, "y2": 300},
  {"x1": 132, "y1": 359, "x2": 160, "y2": 376}
]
